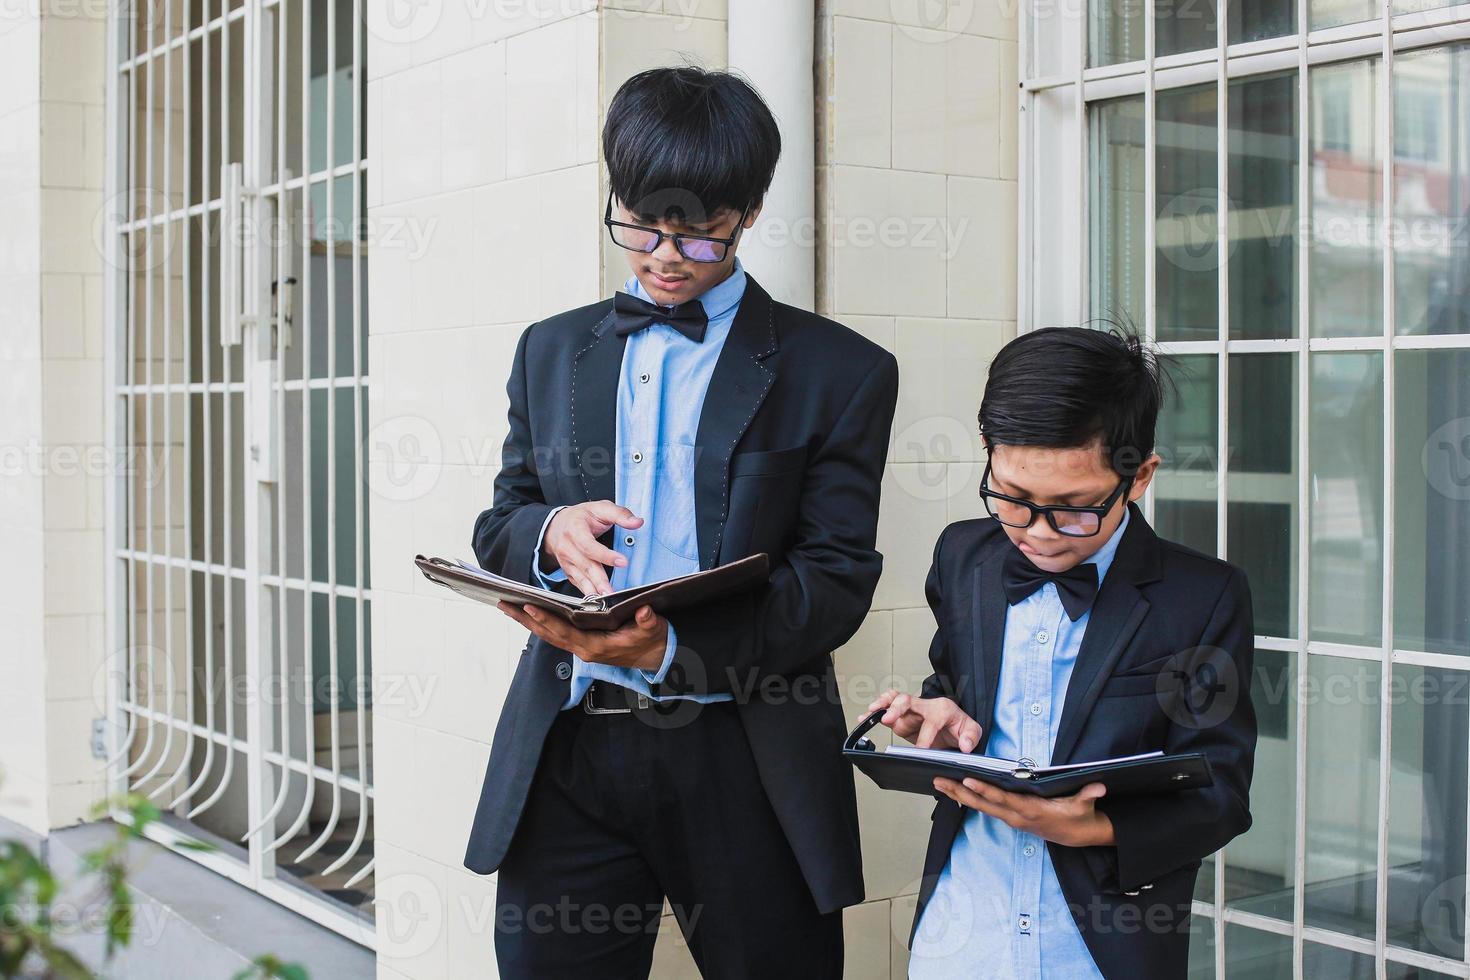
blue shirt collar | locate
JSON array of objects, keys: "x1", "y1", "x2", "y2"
[
  {"x1": 624, "y1": 257, "x2": 748, "y2": 323},
  {"x1": 1082, "y1": 503, "x2": 1131, "y2": 586}
]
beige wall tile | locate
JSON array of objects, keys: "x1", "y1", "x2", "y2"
[
  {"x1": 378, "y1": 62, "x2": 443, "y2": 205},
  {"x1": 376, "y1": 841, "x2": 451, "y2": 980},
  {"x1": 39, "y1": 17, "x2": 104, "y2": 106},
  {"x1": 39, "y1": 188, "x2": 102, "y2": 276},
  {"x1": 843, "y1": 898, "x2": 894, "y2": 979},
  {"x1": 601, "y1": 6, "x2": 727, "y2": 111},
  {"x1": 890, "y1": 891, "x2": 919, "y2": 977},
  {"x1": 440, "y1": 44, "x2": 507, "y2": 191},
  {"x1": 835, "y1": 609, "x2": 894, "y2": 743},
  {"x1": 504, "y1": 12, "x2": 599, "y2": 178},
  {"x1": 892, "y1": 316, "x2": 1008, "y2": 464},
  {"x1": 946, "y1": 176, "x2": 1017, "y2": 320},
  {"x1": 829, "y1": 16, "x2": 891, "y2": 169},
  {"x1": 43, "y1": 697, "x2": 106, "y2": 790},
  {"x1": 829, "y1": 165, "x2": 947, "y2": 318},
  {"x1": 874, "y1": 463, "x2": 949, "y2": 610},
  {"x1": 444, "y1": 864, "x2": 499, "y2": 972},
  {"x1": 42, "y1": 528, "x2": 104, "y2": 616},
  {"x1": 408, "y1": 190, "x2": 478, "y2": 330},
  {"x1": 892, "y1": 30, "x2": 1014, "y2": 180}
]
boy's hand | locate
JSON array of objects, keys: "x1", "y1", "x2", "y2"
[
  {"x1": 496, "y1": 601, "x2": 668, "y2": 672},
  {"x1": 932, "y1": 777, "x2": 1116, "y2": 848},
  {"x1": 541, "y1": 501, "x2": 642, "y2": 597},
  {"x1": 866, "y1": 690, "x2": 982, "y2": 753}
]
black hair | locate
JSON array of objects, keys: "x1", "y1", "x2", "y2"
[
  {"x1": 602, "y1": 66, "x2": 781, "y2": 223},
  {"x1": 978, "y1": 322, "x2": 1174, "y2": 478}
]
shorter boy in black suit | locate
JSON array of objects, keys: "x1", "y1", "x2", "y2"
[{"x1": 870, "y1": 326, "x2": 1256, "y2": 979}]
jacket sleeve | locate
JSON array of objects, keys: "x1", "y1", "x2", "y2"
[
  {"x1": 1087, "y1": 564, "x2": 1258, "y2": 893},
  {"x1": 653, "y1": 351, "x2": 899, "y2": 697},
  {"x1": 470, "y1": 323, "x2": 556, "y2": 586}
]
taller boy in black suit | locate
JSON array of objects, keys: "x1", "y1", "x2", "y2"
[
  {"x1": 467, "y1": 67, "x2": 898, "y2": 978},
  {"x1": 870, "y1": 327, "x2": 1256, "y2": 979}
]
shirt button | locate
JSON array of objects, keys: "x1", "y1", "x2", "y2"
[
  {"x1": 624, "y1": 534, "x2": 635, "y2": 546},
  {"x1": 1018, "y1": 915, "x2": 1031, "y2": 932},
  {"x1": 639, "y1": 372, "x2": 650, "y2": 384},
  {"x1": 555, "y1": 661, "x2": 572, "y2": 680},
  {"x1": 1036, "y1": 629, "x2": 1050, "y2": 644},
  {"x1": 1024, "y1": 843, "x2": 1036, "y2": 857},
  {"x1": 631, "y1": 451, "x2": 643, "y2": 463},
  {"x1": 1029, "y1": 702, "x2": 1042, "y2": 716}
]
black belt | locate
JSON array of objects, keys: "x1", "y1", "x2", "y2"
[{"x1": 581, "y1": 680, "x2": 654, "y2": 715}]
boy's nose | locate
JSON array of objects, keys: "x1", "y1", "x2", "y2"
[{"x1": 652, "y1": 235, "x2": 684, "y2": 264}]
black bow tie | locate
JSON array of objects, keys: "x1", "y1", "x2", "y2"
[
  {"x1": 1001, "y1": 548, "x2": 1100, "y2": 621},
  {"x1": 613, "y1": 291, "x2": 709, "y2": 343}
]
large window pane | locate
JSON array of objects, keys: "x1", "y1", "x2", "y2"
[
  {"x1": 1303, "y1": 943, "x2": 1375, "y2": 978},
  {"x1": 1228, "y1": 0, "x2": 1296, "y2": 43},
  {"x1": 1229, "y1": 71, "x2": 1298, "y2": 341},
  {"x1": 1090, "y1": 0, "x2": 1143, "y2": 67},
  {"x1": 1155, "y1": 353, "x2": 1218, "y2": 556},
  {"x1": 1310, "y1": 59, "x2": 1384, "y2": 338},
  {"x1": 1311, "y1": 0, "x2": 1378, "y2": 29},
  {"x1": 1394, "y1": 349, "x2": 1470, "y2": 657},
  {"x1": 1308, "y1": 353, "x2": 1384, "y2": 647},
  {"x1": 1187, "y1": 915, "x2": 1217, "y2": 978},
  {"x1": 1157, "y1": 83, "x2": 1218, "y2": 342},
  {"x1": 1091, "y1": 96, "x2": 1147, "y2": 325},
  {"x1": 1224, "y1": 925, "x2": 1292, "y2": 977},
  {"x1": 1394, "y1": 44, "x2": 1470, "y2": 336},
  {"x1": 1156, "y1": 0, "x2": 1216, "y2": 59},
  {"x1": 1304, "y1": 656, "x2": 1381, "y2": 940},
  {"x1": 1386, "y1": 665, "x2": 1469, "y2": 960},
  {"x1": 1225, "y1": 649, "x2": 1297, "y2": 921},
  {"x1": 1228, "y1": 353, "x2": 1298, "y2": 639},
  {"x1": 1394, "y1": 0, "x2": 1469, "y2": 11}
]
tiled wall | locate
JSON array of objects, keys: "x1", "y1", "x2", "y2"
[
  {"x1": 819, "y1": 0, "x2": 1019, "y2": 974},
  {"x1": 369, "y1": 0, "x2": 1021, "y2": 974},
  {"x1": 0, "y1": 0, "x2": 110, "y2": 834},
  {"x1": 366, "y1": 2, "x2": 727, "y2": 976}
]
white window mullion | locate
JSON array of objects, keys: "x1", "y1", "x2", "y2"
[
  {"x1": 1213, "y1": 2, "x2": 1230, "y2": 973},
  {"x1": 1292, "y1": 2, "x2": 1312, "y2": 974},
  {"x1": 1374, "y1": 8, "x2": 1396, "y2": 975}
]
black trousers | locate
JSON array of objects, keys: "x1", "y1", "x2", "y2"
[{"x1": 493, "y1": 697, "x2": 844, "y2": 979}]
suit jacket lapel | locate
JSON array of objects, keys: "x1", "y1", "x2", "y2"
[
  {"x1": 1050, "y1": 502, "x2": 1163, "y2": 765},
  {"x1": 969, "y1": 552, "x2": 1008, "y2": 734},
  {"x1": 568, "y1": 306, "x2": 624, "y2": 505},
  {"x1": 693, "y1": 275, "x2": 780, "y2": 569}
]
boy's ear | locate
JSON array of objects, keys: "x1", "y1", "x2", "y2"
[
  {"x1": 1127, "y1": 453, "x2": 1162, "y2": 502},
  {"x1": 743, "y1": 202, "x2": 762, "y2": 229}
]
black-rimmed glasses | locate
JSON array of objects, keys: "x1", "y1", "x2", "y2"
[
  {"x1": 603, "y1": 192, "x2": 751, "y2": 264},
  {"x1": 979, "y1": 461, "x2": 1133, "y2": 537}
]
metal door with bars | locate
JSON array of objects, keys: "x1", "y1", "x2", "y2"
[{"x1": 104, "y1": 0, "x2": 373, "y2": 942}]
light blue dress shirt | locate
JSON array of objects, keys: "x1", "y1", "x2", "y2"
[
  {"x1": 532, "y1": 260, "x2": 748, "y2": 710},
  {"x1": 909, "y1": 507, "x2": 1131, "y2": 980}
]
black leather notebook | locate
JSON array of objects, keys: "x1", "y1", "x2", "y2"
[
  {"x1": 844, "y1": 709, "x2": 1213, "y2": 799},
  {"x1": 414, "y1": 552, "x2": 770, "y2": 630}
]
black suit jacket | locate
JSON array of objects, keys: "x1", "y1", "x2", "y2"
[
  {"x1": 912, "y1": 503, "x2": 1257, "y2": 978},
  {"x1": 464, "y1": 276, "x2": 899, "y2": 914}
]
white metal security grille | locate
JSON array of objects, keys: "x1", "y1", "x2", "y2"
[
  {"x1": 1021, "y1": 3, "x2": 1470, "y2": 976},
  {"x1": 104, "y1": 0, "x2": 373, "y2": 943}
]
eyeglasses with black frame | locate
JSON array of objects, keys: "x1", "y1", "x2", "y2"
[
  {"x1": 603, "y1": 192, "x2": 752, "y2": 264},
  {"x1": 978, "y1": 460, "x2": 1134, "y2": 538}
]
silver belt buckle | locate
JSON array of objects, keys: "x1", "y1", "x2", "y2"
[{"x1": 582, "y1": 684, "x2": 649, "y2": 715}]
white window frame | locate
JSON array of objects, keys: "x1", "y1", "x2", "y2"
[
  {"x1": 1019, "y1": 3, "x2": 1470, "y2": 976},
  {"x1": 102, "y1": 0, "x2": 375, "y2": 946}
]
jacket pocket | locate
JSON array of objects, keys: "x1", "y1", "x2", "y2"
[{"x1": 730, "y1": 443, "x2": 808, "y2": 478}]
